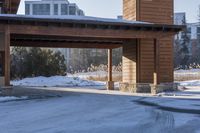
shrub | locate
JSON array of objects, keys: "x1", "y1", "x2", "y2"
[{"x1": 11, "y1": 47, "x2": 66, "y2": 79}]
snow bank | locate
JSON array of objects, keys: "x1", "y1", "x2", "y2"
[
  {"x1": 175, "y1": 69, "x2": 200, "y2": 74},
  {"x1": 0, "y1": 96, "x2": 28, "y2": 102},
  {"x1": 11, "y1": 76, "x2": 105, "y2": 87},
  {"x1": 178, "y1": 80, "x2": 200, "y2": 86},
  {"x1": 68, "y1": 71, "x2": 121, "y2": 79}
]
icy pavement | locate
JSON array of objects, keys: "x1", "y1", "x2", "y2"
[{"x1": 0, "y1": 87, "x2": 200, "y2": 133}]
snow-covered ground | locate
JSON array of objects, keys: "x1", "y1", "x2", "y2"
[
  {"x1": 68, "y1": 71, "x2": 121, "y2": 80},
  {"x1": 0, "y1": 88, "x2": 200, "y2": 133},
  {"x1": 175, "y1": 69, "x2": 200, "y2": 74},
  {"x1": 11, "y1": 76, "x2": 105, "y2": 87},
  {"x1": 9, "y1": 70, "x2": 200, "y2": 99},
  {"x1": 0, "y1": 96, "x2": 28, "y2": 102}
]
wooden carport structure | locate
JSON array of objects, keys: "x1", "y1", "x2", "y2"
[{"x1": 0, "y1": 15, "x2": 183, "y2": 90}]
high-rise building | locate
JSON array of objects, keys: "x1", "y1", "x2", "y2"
[
  {"x1": 174, "y1": 12, "x2": 186, "y2": 25},
  {"x1": 25, "y1": 0, "x2": 84, "y2": 16},
  {"x1": 25, "y1": 0, "x2": 85, "y2": 67},
  {"x1": 174, "y1": 12, "x2": 200, "y2": 57}
]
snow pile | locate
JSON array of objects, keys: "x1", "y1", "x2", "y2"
[
  {"x1": 175, "y1": 69, "x2": 200, "y2": 74},
  {"x1": 157, "y1": 80, "x2": 200, "y2": 98},
  {"x1": 178, "y1": 80, "x2": 200, "y2": 86},
  {"x1": 68, "y1": 71, "x2": 107, "y2": 79},
  {"x1": 69, "y1": 71, "x2": 121, "y2": 79},
  {"x1": 0, "y1": 96, "x2": 28, "y2": 102},
  {"x1": 11, "y1": 76, "x2": 105, "y2": 87}
]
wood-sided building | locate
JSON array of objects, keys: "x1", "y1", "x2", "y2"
[
  {"x1": 123, "y1": 0, "x2": 175, "y2": 84},
  {"x1": 0, "y1": 0, "x2": 183, "y2": 92}
]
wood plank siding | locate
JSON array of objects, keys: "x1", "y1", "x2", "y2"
[
  {"x1": 123, "y1": 0, "x2": 174, "y2": 83},
  {"x1": 122, "y1": 40, "x2": 137, "y2": 83}
]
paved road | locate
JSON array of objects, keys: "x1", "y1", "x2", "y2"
[{"x1": 0, "y1": 87, "x2": 200, "y2": 133}]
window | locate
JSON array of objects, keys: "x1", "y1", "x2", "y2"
[
  {"x1": 33, "y1": 4, "x2": 50, "y2": 15},
  {"x1": 78, "y1": 10, "x2": 84, "y2": 16},
  {"x1": 61, "y1": 4, "x2": 68, "y2": 15},
  {"x1": 197, "y1": 34, "x2": 200, "y2": 43},
  {"x1": 187, "y1": 27, "x2": 191, "y2": 33},
  {"x1": 25, "y1": 4, "x2": 30, "y2": 15},
  {"x1": 54, "y1": 4, "x2": 58, "y2": 15},
  {"x1": 0, "y1": 2, "x2": 3, "y2": 14},
  {"x1": 69, "y1": 6, "x2": 76, "y2": 15},
  {"x1": 197, "y1": 27, "x2": 200, "y2": 34}
]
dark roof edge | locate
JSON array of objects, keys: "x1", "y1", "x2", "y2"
[{"x1": 0, "y1": 15, "x2": 184, "y2": 32}]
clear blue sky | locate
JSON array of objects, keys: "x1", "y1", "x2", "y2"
[{"x1": 18, "y1": 0, "x2": 200, "y2": 23}]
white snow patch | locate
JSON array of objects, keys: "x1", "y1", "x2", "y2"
[
  {"x1": 11, "y1": 76, "x2": 105, "y2": 87},
  {"x1": 175, "y1": 69, "x2": 200, "y2": 74},
  {"x1": 68, "y1": 71, "x2": 121, "y2": 79},
  {"x1": 178, "y1": 80, "x2": 200, "y2": 86},
  {"x1": 0, "y1": 96, "x2": 28, "y2": 102},
  {"x1": 156, "y1": 80, "x2": 200, "y2": 99}
]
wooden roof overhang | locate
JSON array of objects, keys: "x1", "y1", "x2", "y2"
[{"x1": 0, "y1": 15, "x2": 184, "y2": 49}]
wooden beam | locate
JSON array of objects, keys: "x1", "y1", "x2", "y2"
[
  {"x1": 11, "y1": 40, "x2": 122, "y2": 49},
  {"x1": 107, "y1": 48, "x2": 114, "y2": 90},
  {"x1": 9, "y1": 24, "x2": 175, "y2": 40},
  {"x1": 153, "y1": 39, "x2": 160, "y2": 85}
]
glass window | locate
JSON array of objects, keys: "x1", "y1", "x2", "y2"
[
  {"x1": 25, "y1": 4, "x2": 30, "y2": 15},
  {"x1": 78, "y1": 10, "x2": 84, "y2": 16},
  {"x1": 69, "y1": 6, "x2": 76, "y2": 15},
  {"x1": 197, "y1": 27, "x2": 200, "y2": 34},
  {"x1": 33, "y1": 4, "x2": 50, "y2": 15},
  {"x1": 0, "y1": 3, "x2": 3, "y2": 14},
  {"x1": 61, "y1": 4, "x2": 68, "y2": 15},
  {"x1": 187, "y1": 27, "x2": 191, "y2": 33},
  {"x1": 54, "y1": 4, "x2": 58, "y2": 15}
]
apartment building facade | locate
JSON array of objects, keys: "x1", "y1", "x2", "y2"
[
  {"x1": 25, "y1": 0, "x2": 84, "y2": 16},
  {"x1": 174, "y1": 12, "x2": 200, "y2": 56}
]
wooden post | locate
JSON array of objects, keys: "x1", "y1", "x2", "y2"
[
  {"x1": 4, "y1": 27, "x2": 10, "y2": 86},
  {"x1": 107, "y1": 48, "x2": 114, "y2": 90},
  {"x1": 153, "y1": 39, "x2": 160, "y2": 85},
  {"x1": 0, "y1": 26, "x2": 10, "y2": 87}
]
